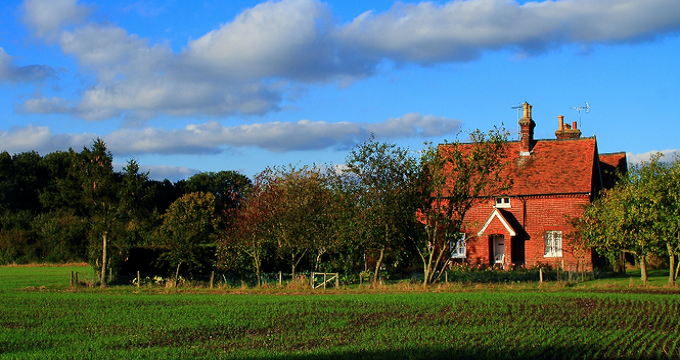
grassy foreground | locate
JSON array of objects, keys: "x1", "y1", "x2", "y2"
[{"x1": 1, "y1": 266, "x2": 679, "y2": 359}]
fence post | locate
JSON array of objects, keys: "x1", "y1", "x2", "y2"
[
  {"x1": 323, "y1": 273, "x2": 327, "y2": 289},
  {"x1": 70, "y1": 271, "x2": 74, "y2": 288},
  {"x1": 445, "y1": 271, "x2": 448, "y2": 284},
  {"x1": 210, "y1": 271, "x2": 214, "y2": 289},
  {"x1": 335, "y1": 273, "x2": 339, "y2": 288},
  {"x1": 137, "y1": 271, "x2": 140, "y2": 288},
  {"x1": 311, "y1": 272, "x2": 315, "y2": 288},
  {"x1": 539, "y1": 268, "x2": 543, "y2": 284},
  {"x1": 279, "y1": 271, "x2": 282, "y2": 286}
]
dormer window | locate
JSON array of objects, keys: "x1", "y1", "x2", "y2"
[{"x1": 494, "y1": 197, "x2": 511, "y2": 208}]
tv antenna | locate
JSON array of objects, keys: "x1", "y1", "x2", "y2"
[
  {"x1": 511, "y1": 104, "x2": 522, "y2": 140},
  {"x1": 569, "y1": 102, "x2": 590, "y2": 128}
]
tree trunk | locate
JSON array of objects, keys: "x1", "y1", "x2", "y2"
[
  {"x1": 373, "y1": 247, "x2": 385, "y2": 285},
  {"x1": 174, "y1": 260, "x2": 183, "y2": 287},
  {"x1": 255, "y1": 255, "x2": 262, "y2": 288},
  {"x1": 668, "y1": 243, "x2": 676, "y2": 286},
  {"x1": 640, "y1": 254, "x2": 648, "y2": 286},
  {"x1": 100, "y1": 232, "x2": 107, "y2": 288}
]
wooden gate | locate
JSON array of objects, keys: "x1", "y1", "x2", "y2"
[{"x1": 310, "y1": 272, "x2": 339, "y2": 289}]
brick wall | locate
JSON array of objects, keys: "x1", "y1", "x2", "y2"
[{"x1": 463, "y1": 194, "x2": 592, "y2": 270}]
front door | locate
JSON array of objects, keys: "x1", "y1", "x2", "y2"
[{"x1": 492, "y1": 235, "x2": 505, "y2": 265}]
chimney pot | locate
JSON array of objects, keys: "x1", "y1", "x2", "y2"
[
  {"x1": 572, "y1": 121, "x2": 577, "y2": 130},
  {"x1": 558, "y1": 115, "x2": 564, "y2": 130}
]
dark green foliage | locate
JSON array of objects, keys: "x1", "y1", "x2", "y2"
[
  {"x1": 31, "y1": 210, "x2": 88, "y2": 263},
  {"x1": 158, "y1": 192, "x2": 220, "y2": 277}
]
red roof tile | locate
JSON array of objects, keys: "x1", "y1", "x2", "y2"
[{"x1": 446, "y1": 137, "x2": 599, "y2": 196}]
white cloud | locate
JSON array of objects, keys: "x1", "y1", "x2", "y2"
[
  {"x1": 16, "y1": 0, "x2": 680, "y2": 120},
  {"x1": 22, "y1": 0, "x2": 92, "y2": 39},
  {"x1": 0, "y1": 124, "x2": 96, "y2": 154},
  {"x1": 626, "y1": 149, "x2": 679, "y2": 164},
  {"x1": 338, "y1": 0, "x2": 680, "y2": 63},
  {"x1": 182, "y1": 0, "x2": 362, "y2": 81},
  {"x1": 0, "y1": 113, "x2": 460, "y2": 155}
]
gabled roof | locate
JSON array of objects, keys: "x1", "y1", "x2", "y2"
[
  {"x1": 439, "y1": 103, "x2": 625, "y2": 198},
  {"x1": 506, "y1": 137, "x2": 598, "y2": 195},
  {"x1": 448, "y1": 136, "x2": 599, "y2": 197},
  {"x1": 477, "y1": 208, "x2": 519, "y2": 236}
]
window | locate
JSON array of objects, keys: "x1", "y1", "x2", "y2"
[
  {"x1": 544, "y1": 231, "x2": 562, "y2": 257},
  {"x1": 495, "y1": 197, "x2": 511, "y2": 208},
  {"x1": 450, "y1": 234, "x2": 466, "y2": 258}
]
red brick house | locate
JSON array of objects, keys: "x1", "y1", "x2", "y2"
[{"x1": 448, "y1": 102, "x2": 626, "y2": 270}]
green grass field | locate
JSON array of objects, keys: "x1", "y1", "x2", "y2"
[{"x1": 1, "y1": 265, "x2": 679, "y2": 359}]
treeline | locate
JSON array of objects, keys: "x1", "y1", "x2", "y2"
[
  {"x1": 0, "y1": 129, "x2": 510, "y2": 287},
  {"x1": 0, "y1": 139, "x2": 249, "y2": 276},
  {"x1": 576, "y1": 153, "x2": 680, "y2": 286}
]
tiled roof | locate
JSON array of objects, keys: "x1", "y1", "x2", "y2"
[
  {"x1": 508, "y1": 137, "x2": 598, "y2": 195},
  {"x1": 451, "y1": 137, "x2": 599, "y2": 196}
]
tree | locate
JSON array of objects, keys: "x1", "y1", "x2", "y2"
[
  {"x1": 271, "y1": 165, "x2": 335, "y2": 278},
  {"x1": 345, "y1": 136, "x2": 419, "y2": 284},
  {"x1": 218, "y1": 169, "x2": 279, "y2": 287},
  {"x1": 117, "y1": 159, "x2": 157, "y2": 249},
  {"x1": 158, "y1": 192, "x2": 219, "y2": 281},
  {"x1": 414, "y1": 127, "x2": 511, "y2": 285},
  {"x1": 577, "y1": 153, "x2": 676, "y2": 285},
  {"x1": 664, "y1": 154, "x2": 680, "y2": 284}
]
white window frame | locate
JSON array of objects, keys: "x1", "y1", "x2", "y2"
[
  {"x1": 450, "y1": 234, "x2": 466, "y2": 259},
  {"x1": 494, "y1": 197, "x2": 511, "y2": 208},
  {"x1": 544, "y1": 230, "x2": 563, "y2": 257}
]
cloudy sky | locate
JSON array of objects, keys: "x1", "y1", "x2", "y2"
[{"x1": 1, "y1": 0, "x2": 679, "y2": 181}]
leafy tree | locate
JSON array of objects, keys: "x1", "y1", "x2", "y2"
[
  {"x1": 158, "y1": 192, "x2": 219, "y2": 281},
  {"x1": 219, "y1": 169, "x2": 279, "y2": 287},
  {"x1": 271, "y1": 165, "x2": 335, "y2": 277},
  {"x1": 414, "y1": 127, "x2": 510, "y2": 285},
  {"x1": 345, "y1": 136, "x2": 419, "y2": 284},
  {"x1": 578, "y1": 153, "x2": 676, "y2": 285}
]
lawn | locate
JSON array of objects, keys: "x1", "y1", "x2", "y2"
[{"x1": 1, "y1": 265, "x2": 679, "y2": 359}]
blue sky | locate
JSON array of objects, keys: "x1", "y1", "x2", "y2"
[{"x1": 1, "y1": 0, "x2": 679, "y2": 181}]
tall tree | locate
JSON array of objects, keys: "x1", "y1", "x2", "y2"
[
  {"x1": 81, "y1": 139, "x2": 120, "y2": 287},
  {"x1": 218, "y1": 169, "x2": 279, "y2": 287},
  {"x1": 345, "y1": 136, "x2": 419, "y2": 284},
  {"x1": 117, "y1": 159, "x2": 157, "y2": 248},
  {"x1": 271, "y1": 165, "x2": 335, "y2": 277},
  {"x1": 577, "y1": 153, "x2": 675, "y2": 285},
  {"x1": 414, "y1": 127, "x2": 511, "y2": 285}
]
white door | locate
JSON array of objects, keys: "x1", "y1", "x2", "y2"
[{"x1": 493, "y1": 235, "x2": 505, "y2": 264}]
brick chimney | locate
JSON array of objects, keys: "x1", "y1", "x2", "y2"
[
  {"x1": 555, "y1": 115, "x2": 581, "y2": 139},
  {"x1": 519, "y1": 102, "x2": 535, "y2": 156}
]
